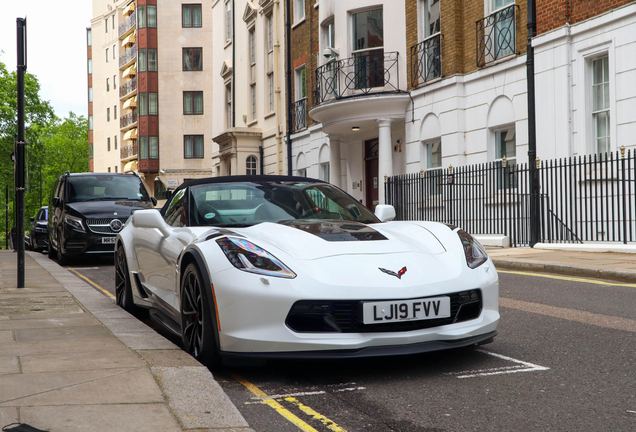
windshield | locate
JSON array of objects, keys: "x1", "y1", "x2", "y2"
[
  {"x1": 189, "y1": 181, "x2": 378, "y2": 227},
  {"x1": 67, "y1": 175, "x2": 151, "y2": 203}
]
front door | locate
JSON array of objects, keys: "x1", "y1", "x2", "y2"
[{"x1": 364, "y1": 138, "x2": 379, "y2": 211}]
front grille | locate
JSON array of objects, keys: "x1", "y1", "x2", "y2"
[
  {"x1": 86, "y1": 217, "x2": 128, "y2": 234},
  {"x1": 286, "y1": 290, "x2": 482, "y2": 333}
]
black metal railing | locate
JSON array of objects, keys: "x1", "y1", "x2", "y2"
[
  {"x1": 120, "y1": 143, "x2": 138, "y2": 160},
  {"x1": 119, "y1": 45, "x2": 137, "y2": 68},
  {"x1": 292, "y1": 98, "x2": 307, "y2": 131},
  {"x1": 120, "y1": 111, "x2": 138, "y2": 129},
  {"x1": 119, "y1": 11, "x2": 136, "y2": 37},
  {"x1": 315, "y1": 51, "x2": 400, "y2": 105},
  {"x1": 386, "y1": 149, "x2": 636, "y2": 246},
  {"x1": 119, "y1": 77, "x2": 137, "y2": 98},
  {"x1": 411, "y1": 34, "x2": 441, "y2": 87},
  {"x1": 476, "y1": 4, "x2": 516, "y2": 67}
]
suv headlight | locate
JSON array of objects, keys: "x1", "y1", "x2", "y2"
[
  {"x1": 64, "y1": 215, "x2": 85, "y2": 232},
  {"x1": 458, "y1": 230, "x2": 488, "y2": 269},
  {"x1": 217, "y1": 237, "x2": 296, "y2": 279}
]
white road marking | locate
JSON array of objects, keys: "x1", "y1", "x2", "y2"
[
  {"x1": 250, "y1": 386, "x2": 366, "y2": 400},
  {"x1": 70, "y1": 267, "x2": 100, "y2": 270},
  {"x1": 446, "y1": 349, "x2": 549, "y2": 379}
]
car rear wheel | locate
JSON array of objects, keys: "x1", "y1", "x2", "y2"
[
  {"x1": 48, "y1": 235, "x2": 58, "y2": 260},
  {"x1": 115, "y1": 245, "x2": 135, "y2": 311},
  {"x1": 181, "y1": 263, "x2": 219, "y2": 367}
]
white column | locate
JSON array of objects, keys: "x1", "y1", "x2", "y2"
[
  {"x1": 329, "y1": 135, "x2": 342, "y2": 187},
  {"x1": 377, "y1": 118, "x2": 393, "y2": 204}
]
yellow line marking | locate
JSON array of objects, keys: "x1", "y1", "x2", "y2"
[
  {"x1": 285, "y1": 397, "x2": 348, "y2": 432},
  {"x1": 68, "y1": 269, "x2": 115, "y2": 299},
  {"x1": 232, "y1": 374, "x2": 321, "y2": 432},
  {"x1": 497, "y1": 269, "x2": 636, "y2": 288}
]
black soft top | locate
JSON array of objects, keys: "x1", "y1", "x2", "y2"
[{"x1": 174, "y1": 175, "x2": 326, "y2": 193}]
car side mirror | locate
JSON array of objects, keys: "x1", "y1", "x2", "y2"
[
  {"x1": 374, "y1": 205, "x2": 396, "y2": 222},
  {"x1": 132, "y1": 209, "x2": 171, "y2": 238},
  {"x1": 30, "y1": 217, "x2": 35, "y2": 222}
]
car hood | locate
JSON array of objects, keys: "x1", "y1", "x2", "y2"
[
  {"x1": 66, "y1": 200, "x2": 154, "y2": 218},
  {"x1": 231, "y1": 220, "x2": 451, "y2": 260}
]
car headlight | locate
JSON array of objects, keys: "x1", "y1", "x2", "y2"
[
  {"x1": 458, "y1": 230, "x2": 488, "y2": 269},
  {"x1": 64, "y1": 215, "x2": 85, "y2": 232},
  {"x1": 216, "y1": 237, "x2": 296, "y2": 279}
]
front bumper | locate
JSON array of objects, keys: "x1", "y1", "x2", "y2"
[{"x1": 62, "y1": 225, "x2": 116, "y2": 256}]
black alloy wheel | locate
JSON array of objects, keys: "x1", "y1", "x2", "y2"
[
  {"x1": 115, "y1": 245, "x2": 135, "y2": 311},
  {"x1": 181, "y1": 263, "x2": 219, "y2": 367},
  {"x1": 56, "y1": 230, "x2": 69, "y2": 266},
  {"x1": 48, "y1": 233, "x2": 58, "y2": 260}
]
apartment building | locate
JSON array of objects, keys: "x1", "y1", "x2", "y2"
[{"x1": 89, "y1": 0, "x2": 287, "y2": 201}]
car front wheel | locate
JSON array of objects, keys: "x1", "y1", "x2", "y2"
[
  {"x1": 180, "y1": 263, "x2": 219, "y2": 367},
  {"x1": 115, "y1": 245, "x2": 135, "y2": 311}
]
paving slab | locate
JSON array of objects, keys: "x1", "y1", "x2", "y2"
[
  {"x1": 0, "y1": 330, "x2": 13, "y2": 344},
  {"x1": 153, "y1": 366, "x2": 250, "y2": 430},
  {"x1": 0, "y1": 315, "x2": 101, "y2": 331},
  {"x1": 0, "y1": 297, "x2": 84, "y2": 316},
  {"x1": 0, "y1": 367, "x2": 164, "y2": 407},
  {"x1": 137, "y1": 349, "x2": 202, "y2": 367},
  {"x1": 0, "y1": 337, "x2": 128, "y2": 358},
  {"x1": 0, "y1": 357, "x2": 19, "y2": 375},
  {"x1": 0, "y1": 406, "x2": 19, "y2": 427},
  {"x1": 19, "y1": 348, "x2": 143, "y2": 374},
  {"x1": 21, "y1": 404, "x2": 183, "y2": 432},
  {"x1": 14, "y1": 325, "x2": 114, "y2": 343},
  {"x1": 115, "y1": 333, "x2": 180, "y2": 350},
  {"x1": 99, "y1": 317, "x2": 158, "y2": 334}
]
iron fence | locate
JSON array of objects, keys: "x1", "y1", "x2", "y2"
[
  {"x1": 120, "y1": 111, "x2": 137, "y2": 129},
  {"x1": 315, "y1": 51, "x2": 400, "y2": 105},
  {"x1": 119, "y1": 45, "x2": 137, "y2": 68},
  {"x1": 120, "y1": 142, "x2": 138, "y2": 160},
  {"x1": 119, "y1": 11, "x2": 136, "y2": 37},
  {"x1": 411, "y1": 34, "x2": 441, "y2": 87},
  {"x1": 292, "y1": 98, "x2": 307, "y2": 132},
  {"x1": 476, "y1": 4, "x2": 517, "y2": 67},
  {"x1": 119, "y1": 77, "x2": 137, "y2": 98},
  {"x1": 386, "y1": 149, "x2": 636, "y2": 246}
]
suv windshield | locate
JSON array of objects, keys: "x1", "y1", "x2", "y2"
[
  {"x1": 189, "y1": 181, "x2": 378, "y2": 227},
  {"x1": 67, "y1": 175, "x2": 151, "y2": 203}
]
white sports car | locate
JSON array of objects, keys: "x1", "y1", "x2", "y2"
[{"x1": 115, "y1": 175, "x2": 499, "y2": 366}]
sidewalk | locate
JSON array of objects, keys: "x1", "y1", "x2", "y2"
[
  {"x1": 1, "y1": 247, "x2": 635, "y2": 432},
  {"x1": 0, "y1": 250, "x2": 253, "y2": 432}
]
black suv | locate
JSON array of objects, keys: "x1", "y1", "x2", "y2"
[
  {"x1": 48, "y1": 172, "x2": 156, "y2": 264},
  {"x1": 29, "y1": 206, "x2": 49, "y2": 252}
]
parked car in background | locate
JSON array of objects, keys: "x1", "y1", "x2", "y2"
[
  {"x1": 29, "y1": 206, "x2": 49, "y2": 252},
  {"x1": 48, "y1": 172, "x2": 156, "y2": 265},
  {"x1": 115, "y1": 175, "x2": 499, "y2": 367}
]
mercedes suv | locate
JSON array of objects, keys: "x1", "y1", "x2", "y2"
[{"x1": 48, "y1": 172, "x2": 156, "y2": 264}]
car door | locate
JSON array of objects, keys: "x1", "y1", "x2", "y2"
[
  {"x1": 48, "y1": 178, "x2": 63, "y2": 251},
  {"x1": 133, "y1": 187, "x2": 192, "y2": 314}
]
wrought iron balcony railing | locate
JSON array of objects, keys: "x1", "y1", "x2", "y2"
[
  {"x1": 120, "y1": 110, "x2": 138, "y2": 129},
  {"x1": 119, "y1": 45, "x2": 137, "y2": 68},
  {"x1": 292, "y1": 98, "x2": 307, "y2": 132},
  {"x1": 119, "y1": 77, "x2": 137, "y2": 98},
  {"x1": 118, "y1": 11, "x2": 136, "y2": 37},
  {"x1": 476, "y1": 4, "x2": 516, "y2": 67},
  {"x1": 315, "y1": 51, "x2": 400, "y2": 106},
  {"x1": 411, "y1": 34, "x2": 441, "y2": 88},
  {"x1": 120, "y1": 142, "x2": 138, "y2": 160}
]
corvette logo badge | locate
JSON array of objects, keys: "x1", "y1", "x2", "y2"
[{"x1": 379, "y1": 266, "x2": 407, "y2": 279}]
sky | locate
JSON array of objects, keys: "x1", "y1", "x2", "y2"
[{"x1": 0, "y1": 0, "x2": 93, "y2": 119}]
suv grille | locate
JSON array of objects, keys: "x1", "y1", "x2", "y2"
[
  {"x1": 86, "y1": 217, "x2": 128, "y2": 234},
  {"x1": 285, "y1": 290, "x2": 482, "y2": 333}
]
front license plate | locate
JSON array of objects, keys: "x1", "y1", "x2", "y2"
[
  {"x1": 362, "y1": 296, "x2": 451, "y2": 324},
  {"x1": 101, "y1": 237, "x2": 116, "y2": 244}
]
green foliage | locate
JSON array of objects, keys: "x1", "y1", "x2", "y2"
[{"x1": 0, "y1": 59, "x2": 88, "y2": 236}]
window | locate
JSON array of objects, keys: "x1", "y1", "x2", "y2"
[
  {"x1": 149, "y1": 93, "x2": 158, "y2": 115},
  {"x1": 114, "y1": 106, "x2": 117, "y2": 119},
  {"x1": 137, "y1": 5, "x2": 156, "y2": 28},
  {"x1": 87, "y1": 29, "x2": 92, "y2": 46},
  {"x1": 249, "y1": 28, "x2": 256, "y2": 66},
  {"x1": 490, "y1": 0, "x2": 515, "y2": 61},
  {"x1": 320, "y1": 163, "x2": 330, "y2": 183},
  {"x1": 183, "y1": 91, "x2": 203, "y2": 115},
  {"x1": 250, "y1": 84, "x2": 257, "y2": 120},
  {"x1": 147, "y1": 6, "x2": 157, "y2": 27},
  {"x1": 495, "y1": 127, "x2": 516, "y2": 189},
  {"x1": 107, "y1": 108, "x2": 111, "y2": 122},
  {"x1": 88, "y1": 87, "x2": 93, "y2": 102},
  {"x1": 114, "y1": 135, "x2": 118, "y2": 150},
  {"x1": 267, "y1": 73, "x2": 274, "y2": 112},
  {"x1": 107, "y1": 137, "x2": 111, "y2": 151},
  {"x1": 89, "y1": 115, "x2": 93, "y2": 130},
  {"x1": 422, "y1": 0, "x2": 440, "y2": 38},
  {"x1": 184, "y1": 135, "x2": 204, "y2": 158},
  {"x1": 88, "y1": 59, "x2": 92, "y2": 74},
  {"x1": 138, "y1": 5, "x2": 146, "y2": 28},
  {"x1": 113, "y1": 75, "x2": 116, "y2": 89},
  {"x1": 183, "y1": 48, "x2": 203, "y2": 71},
  {"x1": 294, "y1": 0, "x2": 305, "y2": 23},
  {"x1": 352, "y1": 9, "x2": 384, "y2": 89},
  {"x1": 113, "y1": 45, "x2": 116, "y2": 59},
  {"x1": 148, "y1": 49, "x2": 157, "y2": 71},
  {"x1": 149, "y1": 137, "x2": 159, "y2": 158},
  {"x1": 139, "y1": 137, "x2": 148, "y2": 158},
  {"x1": 295, "y1": 66, "x2": 306, "y2": 101},
  {"x1": 89, "y1": 143, "x2": 94, "y2": 158},
  {"x1": 298, "y1": 168, "x2": 307, "y2": 177},
  {"x1": 106, "y1": 48, "x2": 109, "y2": 62},
  {"x1": 138, "y1": 93, "x2": 147, "y2": 115},
  {"x1": 112, "y1": 16, "x2": 115, "y2": 30},
  {"x1": 138, "y1": 49, "x2": 147, "y2": 72},
  {"x1": 326, "y1": 20, "x2": 335, "y2": 49},
  {"x1": 226, "y1": 83, "x2": 232, "y2": 128},
  {"x1": 106, "y1": 78, "x2": 110, "y2": 91},
  {"x1": 182, "y1": 4, "x2": 202, "y2": 27},
  {"x1": 592, "y1": 56, "x2": 610, "y2": 154},
  {"x1": 225, "y1": 1, "x2": 232, "y2": 43},
  {"x1": 105, "y1": 18, "x2": 109, "y2": 32},
  {"x1": 115, "y1": 166, "x2": 118, "y2": 173},
  {"x1": 246, "y1": 156, "x2": 257, "y2": 175},
  {"x1": 266, "y1": 14, "x2": 274, "y2": 53},
  {"x1": 427, "y1": 141, "x2": 442, "y2": 169},
  {"x1": 108, "y1": 167, "x2": 111, "y2": 173},
  {"x1": 294, "y1": 66, "x2": 307, "y2": 129},
  {"x1": 154, "y1": 180, "x2": 167, "y2": 200}
]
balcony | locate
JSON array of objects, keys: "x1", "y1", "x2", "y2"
[
  {"x1": 411, "y1": 34, "x2": 441, "y2": 88},
  {"x1": 292, "y1": 98, "x2": 307, "y2": 132},
  {"x1": 476, "y1": 4, "x2": 517, "y2": 67},
  {"x1": 315, "y1": 51, "x2": 400, "y2": 106},
  {"x1": 118, "y1": 11, "x2": 136, "y2": 38},
  {"x1": 119, "y1": 77, "x2": 137, "y2": 98},
  {"x1": 120, "y1": 142, "x2": 138, "y2": 160},
  {"x1": 119, "y1": 45, "x2": 137, "y2": 68},
  {"x1": 120, "y1": 110, "x2": 138, "y2": 129}
]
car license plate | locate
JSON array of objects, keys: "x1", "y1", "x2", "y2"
[
  {"x1": 362, "y1": 296, "x2": 451, "y2": 324},
  {"x1": 102, "y1": 237, "x2": 116, "y2": 244}
]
